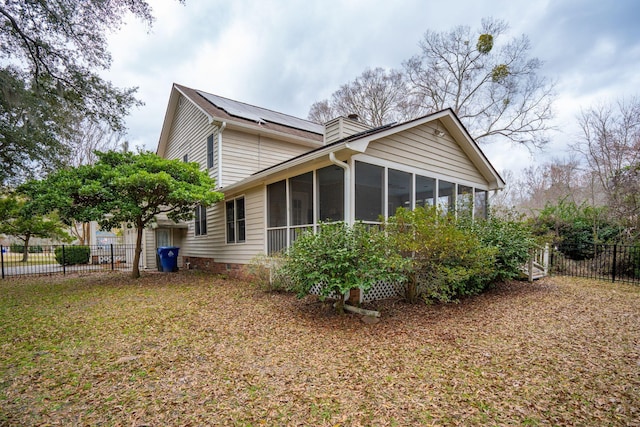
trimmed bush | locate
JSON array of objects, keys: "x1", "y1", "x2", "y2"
[
  {"x1": 54, "y1": 246, "x2": 90, "y2": 266},
  {"x1": 10, "y1": 244, "x2": 44, "y2": 253},
  {"x1": 386, "y1": 206, "x2": 498, "y2": 303},
  {"x1": 277, "y1": 222, "x2": 406, "y2": 312},
  {"x1": 247, "y1": 252, "x2": 291, "y2": 292},
  {"x1": 461, "y1": 209, "x2": 536, "y2": 282}
]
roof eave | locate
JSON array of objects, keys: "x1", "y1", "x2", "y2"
[
  {"x1": 438, "y1": 112, "x2": 506, "y2": 190},
  {"x1": 157, "y1": 84, "x2": 215, "y2": 157},
  {"x1": 221, "y1": 109, "x2": 506, "y2": 195},
  {"x1": 221, "y1": 119, "x2": 324, "y2": 148},
  {"x1": 222, "y1": 143, "x2": 362, "y2": 195}
]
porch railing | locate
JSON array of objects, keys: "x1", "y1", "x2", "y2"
[{"x1": 267, "y1": 225, "x2": 314, "y2": 255}]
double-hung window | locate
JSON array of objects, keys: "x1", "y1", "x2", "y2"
[
  {"x1": 226, "y1": 197, "x2": 246, "y2": 243},
  {"x1": 206, "y1": 134, "x2": 214, "y2": 169},
  {"x1": 194, "y1": 205, "x2": 207, "y2": 236}
]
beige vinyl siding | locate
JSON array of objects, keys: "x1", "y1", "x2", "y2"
[
  {"x1": 365, "y1": 121, "x2": 487, "y2": 185},
  {"x1": 342, "y1": 119, "x2": 370, "y2": 136},
  {"x1": 179, "y1": 204, "x2": 218, "y2": 260},
  {"x1": 164, "y1": 95, "x2": 219, "y2": 177},
  {"x1": 324, "y1": 121, "x2": 341, "y2": 145},
  {"x1": 177, "y1": 187, "x2": 265, "y2": 265},
  {"x1": 172, "y1": 230, "x2": 186, "y2": 269},
  {"x1": 214, "y1": 187, "x2": 265, "y2": 264},
  {"x1": 222, "y1": 130, "x2": 311, "y2": 186},
  {"x1": 323, "y1": 117, "x2": 371, "y2": 144}
]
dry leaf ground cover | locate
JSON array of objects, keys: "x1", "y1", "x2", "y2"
[{"x1": 0, "y1": 272, "x2": 638, "y2": 426}]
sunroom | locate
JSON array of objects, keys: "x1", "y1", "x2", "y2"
[{"x1": 265, "y1": 157, "x2": 490, "y2": 255}]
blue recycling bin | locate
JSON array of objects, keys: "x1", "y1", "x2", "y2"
[{"x1": 157, "y1": 246, "x2": 180, "y2": 272}]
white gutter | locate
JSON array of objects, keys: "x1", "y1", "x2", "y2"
[
  {"x1": 329, "y1": 152, "x2": 351, "y2": 225},
  {"x1": 217, "y1": 121, "x2": 226, "y2": 188}
]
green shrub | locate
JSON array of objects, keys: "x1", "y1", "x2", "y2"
[
  {"x1": 9, "y1": 243, "x2": 24, "y2": 253},
  {"x1": 530, "y1": 199, "x2": 622, "y2": 260},
  {"x1": 276, "y1": 222, "x2": 406, "y2": 312},
  {"x1": 9, "y1": 244, "x2": 44, "y2": 253},
  {"x1": 462, "y1": 209, "x2": 536, "y2": 282},
  {"x1": 386, "y1": 206, "x2": 498, "y2": 303},
  {"x1": 54, "y1": 246, "x2": 90, "y2": 265}
]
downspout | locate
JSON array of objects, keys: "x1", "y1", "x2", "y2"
[
  {"x1": 217, "y1": 121, "x2": 226, "y2": 188},
  {"x1": 329, "y1": 151, "x2": 358, "y2": 305},
  {"x1": 329, "y1": 152, "x2": 351, "y2": 225}
]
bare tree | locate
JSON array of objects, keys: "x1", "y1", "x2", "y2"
[
  {"x1": 61, "y1": 119, "x2": 124, "y2": 244},
  {"x1": 488, "y1": 169, "x2": 517, "y2": 210},
  {"x1": 309, "y1": 67, "x2": 417, "y2": 127},
  {"x1": 308, "y1": 100, "x2": 335, "y2": 125},
  {"x1": 573, "y1": 99, "x2": 640, "y2": 193},
  {"x1": 573, "y1": 98, "x2": 640, "y2": 238},
  {"x1": 404, "y1": 17, "x2": 555, "y2": 147},
  {"x1": 64, "y1": 119, "x2": 125, "y2": 167},
  {"x1": 508, "y1": 158, "x2": 588, "y2": 213}
]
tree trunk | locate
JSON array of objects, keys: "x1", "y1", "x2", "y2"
[
  {"x1": 21, "y1": 235, "x2": 30, "y2": 262},
  {"x1": 406, "y1": 272, "x2": 418, "y2": 303},
  {"x1": 84, "y1": 222, "x2": 91, "y2": 245},
  {"x1": 131, "y1": 225, "x2": 143, "y2": 278},
  {"x1": 334, "y1": 294, "x2": 345, "y2": 314}
]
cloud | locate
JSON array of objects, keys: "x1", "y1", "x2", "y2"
[{"x1": 102, "y1": 0, "x2": 640, "y2": 176}]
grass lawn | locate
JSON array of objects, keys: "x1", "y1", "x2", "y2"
[
  {"x1": 0, "y1": 272, "x2": 638, "y2": 426},
  {"x1": 1, "y1": 252, "x2": 57, "y2": 265}
]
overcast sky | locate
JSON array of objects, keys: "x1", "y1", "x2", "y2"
[{"x1": 104, "y1": 0, "x2": 640, "y2": 176}]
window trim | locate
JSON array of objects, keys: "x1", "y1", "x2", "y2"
[
  {"x1": 206, "y1": 134, "x2": 214, "y2": 169},
  {"x1": 351, "y1": 156, "x2": 490, "y2": 223},
  {"x1": 226, "y1": 196, "x2": 246, "y2": 244},
  {"x1": 264, "y1": 158, "x2": 491, "y2": 254},
  {"x1": 194, "y1": 204, "x2": 207, "y2": 236}
]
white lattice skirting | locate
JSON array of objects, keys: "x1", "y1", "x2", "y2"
[
  {"x1": 362, "y1": 280, "x2": 402, "y2": 302},
  {"x1": 309, "y1": 280, "x2": 402, "y2": 302}
]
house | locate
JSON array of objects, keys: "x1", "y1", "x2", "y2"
[{"x1": 143, "y1": 83, "x2": 505, "y2": 299}]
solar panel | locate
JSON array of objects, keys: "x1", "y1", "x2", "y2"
[{"x1": 197, "y1": 91, "x2": 324, "y2": 135}]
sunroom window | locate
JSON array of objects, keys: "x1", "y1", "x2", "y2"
[
  {"x1": 289, "y1": 172, "x2": 313, "y2": 226},
  {"x1": 474, "y1": 189, "x2": 488, "y2": 219},
  {"x1": 388, "y1": 168, "x2": 412, "y2": 216},
  {"x1": 317, "y1": 165, "x2": 344, "y2": 222},
  {"x1": 438, "y1": 180, "x2": 455, "y2": 214},
  {"x1": 266, "y1": 167, "x2": 345, "y2": 254},
  {"x1": 457, "y1": 185, "x2": 473, "y2": 219},
  {"x1": 355, "y1": 161, "x2": 384, "y2": 222},
  {"x1": 416, "y1": 175, "x2": 436, "y2": 207}
]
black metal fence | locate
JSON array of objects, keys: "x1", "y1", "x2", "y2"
[
  {"x1": 0, "y1": 244, "x2": 137, "y2": 279},
  {"x1": 550, "y1": 243, "x2": 640, "y2": 285}
]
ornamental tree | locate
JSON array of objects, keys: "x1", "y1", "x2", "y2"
[
  {"x1": 0, "y1": 192, "x2": 70, "y2": 262},
  {"x1": 21, "y1": 151, "x2": 223, "y2": 278}
]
